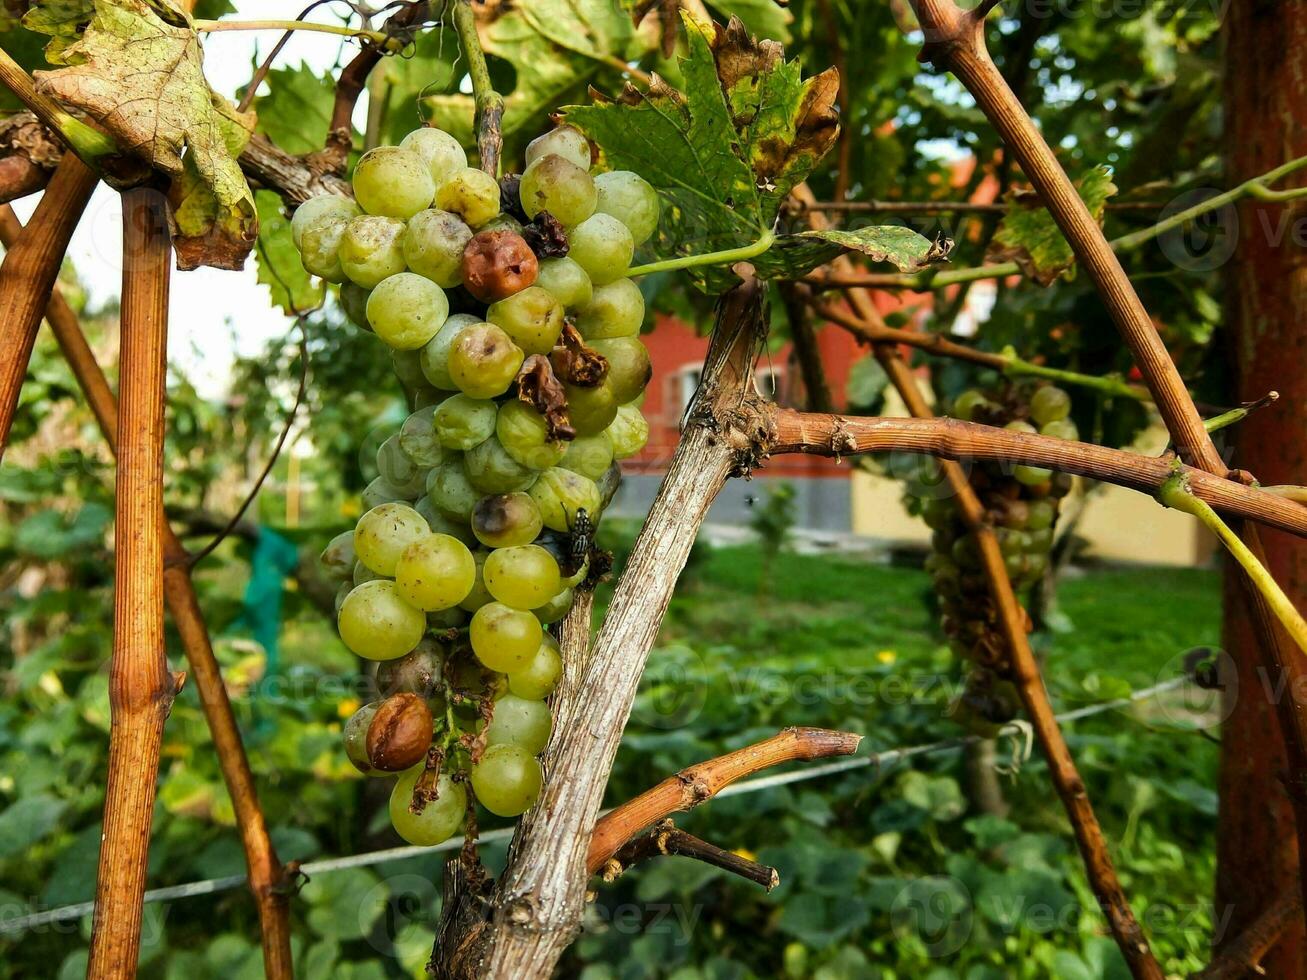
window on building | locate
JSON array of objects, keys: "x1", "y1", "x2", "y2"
[
  {"x1": 668, "y1": 363, "x2": 704, "y2": 426},
  {"x1": 754, "y1": 366, "x2": 784, "y2": 403}
]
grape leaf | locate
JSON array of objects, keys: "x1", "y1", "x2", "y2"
[
  {"x1": 167, "y1": 93, "x2": 256, "y2": 269},
  {"x1": 987, "y1": 165, "x2": 1118, "y2": 285},
  {"x1": 254, "y1": 190, "x2": 323, "y2": 316},
  {"x1": 424, "y1": 0, "x2": 648, "y2": 157},
  {"x1": 566, "y1": 14, "x2": 935, "y2": 288},
  {"x1": 779, "y1": 225, "x2": 951, "y2": 275},
  {"x1": 31, "y1": 0, "x2": 256, "y2": 268},
  {"x1": 252, "y1": 63, "x2": 338, "y2": 156}
]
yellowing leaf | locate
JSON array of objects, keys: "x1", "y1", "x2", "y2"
[
  {"x1": 987, "y1": 165, "x2": 1118, "y2": 285},
  {"x1": 33, "y1": 0, "x2": 256, "y2": 268}
]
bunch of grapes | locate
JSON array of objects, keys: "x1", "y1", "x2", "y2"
[
  {"x1": 904, "y1": 382, "x2": 1077, "y2": 733},
  {"x1": 298, "y1": 123, "x2": 658, "y2": 845}
]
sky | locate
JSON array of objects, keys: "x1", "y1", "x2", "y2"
[{"x1": 12, "y1": 1, "x2": 374, "y2": 397}]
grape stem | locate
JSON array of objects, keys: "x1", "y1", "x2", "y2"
[
  {"x1": 1202, "y1": 391, "x2": 1280, "y2": 434},
  {"x1": 626, "y1": 228, "x2": 777, "y2": 277},
  {"x1": 1158, "y1": 472, "x2": 1307, "y2": 656},
  {"x1": 452, "y1": 0, "x2": 505, "y2": 178},
  {"x1": 194, "y1": 19, "x2": 403, "y2": 49}
]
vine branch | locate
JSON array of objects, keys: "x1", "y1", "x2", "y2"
[
  {"x1": 600, "y1": 819, "x2": 780, "y2": 891},
  {"x1": 587, "y1": 728, "x2": 862, "y2": 874}
]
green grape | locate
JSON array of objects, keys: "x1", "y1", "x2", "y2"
[
  {"x1": 420, "y1": 313, "x2": 480, "y2": 390},
  {"x1": 389, "y1": 768, "x2": 466, "y2": 845},
  {"x1": 392, "y1": 348, "x2": 426, "y2": 391},
  {"x1": 448, "y1": 323, "x2": 524, "y2": 399},
  {"x1": 403, "y1": 209, "x2": 474, "y2": 287},
  {"x1": 427, "y1": 457, "x2": 478, "y2": 521},
  {"x1": 484, "y1": 545, "x2": 561, "y2": 610},
  {"x1": 394, "y1": 533, "x2": 476, "y2": 611},
  {"x1": 412, "y1": 387, "x2": 451, "y2": 411},
  {"x1": 1026, "y1": 499, "x2": 1056, "y2": 531},
  {"x1": 470, "y1": 743, "x2": 542, "y2": 817},
  {"x1": 352, "y1": 146, "x2": 435, "y2": 219},
  {"x1": 605, "y1": 403, "x2": 648, "y2": 459},
  {"x1": 414, "y1": 496, "x2": 477, "y2": 545},
  {"x1": 298, "y1": 210, "x2": 351, "y2": 282},
  {"x1": 400, "y1": 127, "x2": 468, "y2": 187},
  {"x1": 435, "y1": 167, "x2": 502, "y2": 227},
  {"x1": 593, "y1": 171, "x2": 659, "y2": 245},
  {"x1": 1030, "y1": 385, "x2": 1072, "y2": 425},
  {"x1": 1026, "y1": 552, "x2": 1049, "y2": 579},
  {"x1": 564, "y1": 380, "x2": 618, "y2": 435},
  {"x1": 459, "y1": 550, "x2": 494, "y2": 612},
  {"x1": 429, "y1": 607, "x2": 467, "y2": 631},
  {"x1": 1004, "y1": 420, "x2": 1037, "y2": 435},
  {"x1": 519, "y1": 154, "x2": 596, "y2": 227},
  {"x1": 534, "y1": 257, "x2": 592, "y2": 309},
  {"x1": 355, "y1": 502, "x2": 431, "y2": 575},
  {"x1": 528, "y1": 467, "x2": 601, "y2": 531},
  {"x1": 339, "y1": 281, "x2": 372, "y2": 331},
  {"x1": 376, "y1": 433, "x2": 428, "y2": 496},
  {"x1": 525, "y1": 125, "x2": 592, "y2": 171},
  {"x1": 470, "y1": 601, "x2": 543, "y2": 672},
  {"x1": 353, "y1": 560, "x2": 388, "y2": 587},
  {"x1": 557, "y1": 432, "x2": 613, "y2": 480},
  {"x1": 434, "y1": 394, "x2": 498, "y2": 451},
  {"x1": 338, "y1": 580, "x2": 426, "y2": 660},
  {"x1": 998, "y1": 499, "x2": 1029, "y2": 530},
  {"x1": 320, "y1": 530, "x2": 356, "y2": 581},
  {"x1": 1040, "y1": 418, "x2": 1079, "y2": 441},
  {"x1": 1014, "y1": 464, "x2": 1052, "y2": 486},
  {"x1": 366, "y1": 273, "x2": 449, "y2": 350},
  {"x1": 483, "y1": 694, "x2": 552, "y2": 755},
  {"x1": 399, "y1": 406, "x2": 444, "y2": 468},
  {"x1": 339, "y1": 215, "x2": 407, "y2": 288},
  {"x1": 464, "y1": 435, "x2": 538, "y2": 493},
  {"x1": 481, "y1": 213, "x2": 524, "y2": 235},
  {"x1": 507, "y1": 635, "x2": 562, "y2": 700},
  {"x1": 589, "y1": 338, "x2": 650, "y2": 403},
  {"x1": 575, "y1": 278, "x2": 644, "y2": 339},
  {"x1": 343, "y1": 702, "x2": 382, "y2": 775},
  {"x1": 496, "y1": 401, "x2": 566, "y2": 470},
  {"x1": 567, "y1": 213, "x2": 633, "y2": 286},
  {"x1": 950, "y1": 389, "x2": 988, "y2": 421},
  {"x1": 997, "y1": 528, "x2": 1027, "y2": 556},
  {"x1": 486, "y1": 286, "x2": 565, "y2": 355},
  {"x1": 291, "y1": 195, "x2": 360, "y2": 249},
  {"x1": 376, "y1": 636, "x2": 445, "y2": 698},
  {"x1": 1027, "y1": 527, "x2": 1054, "y2": 553},
  {"x1": 535, "y1": 586, "x2": 574, "y2": 625},
  {"x1": 472, "y1": 492, "x2": 544, "y2": 548}
]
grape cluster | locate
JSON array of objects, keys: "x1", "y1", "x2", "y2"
[
  {"x1": 300, "y1": 123, "x2": 657, "y2": 845},
  {"x1": 904, "y1": 382, "x2": 1077, "y2": 734}
]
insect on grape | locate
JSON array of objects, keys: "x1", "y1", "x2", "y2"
[{"x1": 565, "y1": 507, "x2": 595, "y2": 574}]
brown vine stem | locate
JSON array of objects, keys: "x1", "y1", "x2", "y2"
[
  {"x1": 778, "y1": 282, "x2": 833, "y2": 412},
  {"x1": 432, "y1": 277, "x2": 769, "y2": 979},
  {"x1": 1194, "y1": 887, "x2": 1302, "y2": 979},
  {"x1": 793, "y1": 182, "x2": 1162, "y2": 979},
  {"x1": 601, "y1": 819, "x2": 781, "y2": 891},
  {"x1": 0, "y1": 212, "x2": 297, "y2": 980},
  {"x1": 87, "y1": 188, "x2": 180, "y2": 978},
  {"x1": 764, "y1": 410, "x2": 1307, "y2": 538},
  {"x1": 905, "y1": 0, "x2": 1219, "y2": 472},
  {"x1": 0, "y1": 156, "x2": 97, "y2": 460},
  {"x1": 0, "y1": 154, "x2": 53, "y2": 204},
  {"x1": 587, "y1": 728, "x2": 862, "y2": 873},
  {"x1": 903, "y1": 0, "x2": 1307, "y2": 934}
]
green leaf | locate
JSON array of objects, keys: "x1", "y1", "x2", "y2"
[
  {"x1": 301, "y1": 866, "x2": 384, "y2": 940},
  {"x1": 252, "y1": 63, "x2": 338, "y2": 156},
  {"x1": 14, "y1": 503, "x2": 111, "y2": 559},
  {"x1": 988, "y1": 165, "x2": 1118, "y2": 285},
  {"x1": 254, "y1": 190, "x2": 323, "y2": 315},
  {"x1": 0, "y1": 793, "x2": 69, "y2": 858},
  {"x1": 784, "y1": 225, "x2": 947, "y2": 274},
  {"x1": 424, "y1": 0, "x2": 645, "y2": 154},
  {"x1": 32, "y1": 0, "x2": 257, "y2": 269},
  {"x1": 568, "y1": 14, "x2": 921, "y2": 289},
  {"x1": 897, "y1": 771, "x2": 965, "y2": 822}
]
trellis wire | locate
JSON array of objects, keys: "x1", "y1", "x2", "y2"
[{"x1": 0, "y1": 674, "x2": 1191, "y2": 936}]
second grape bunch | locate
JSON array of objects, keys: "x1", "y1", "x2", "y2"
[{"x1": 300, "y1": 122, "x2": 658, "y2": 845}]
